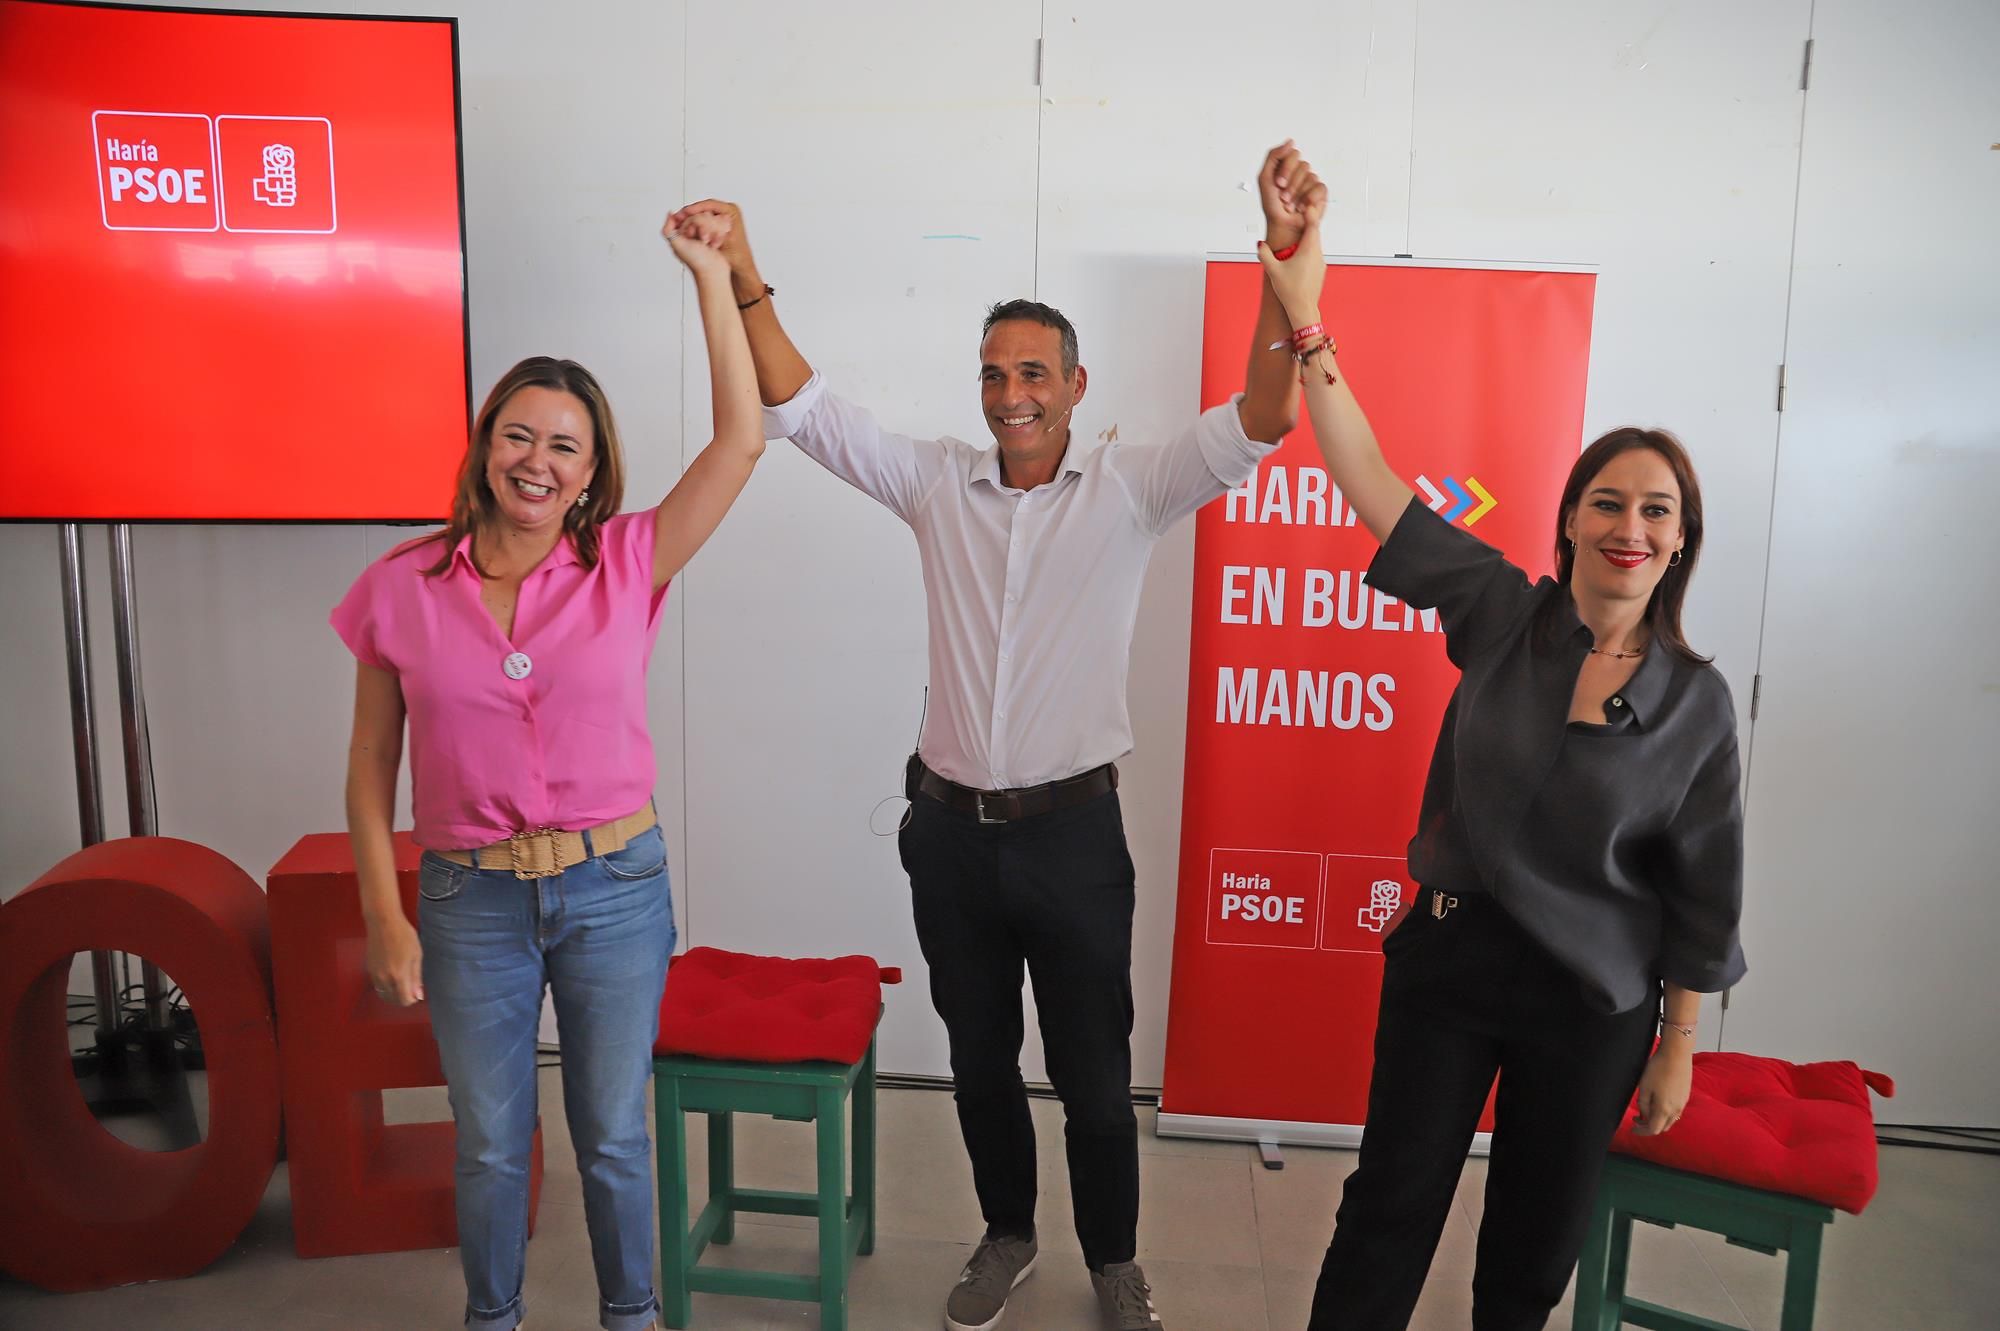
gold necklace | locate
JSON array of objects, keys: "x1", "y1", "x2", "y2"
[{"x1": 1588, "y1": 643, "x2": 1648, "y2": 660}]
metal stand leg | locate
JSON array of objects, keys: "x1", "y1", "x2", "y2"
[
  {"x1": 108, "y1": 524, "x2": 170, "y2": 1029},
  {"x1": 58, "y1": 524, "x2": 119, "y2": 1030},
  {"x1": 54, "y1": 524, "x2": 197, "y2": 1148}
]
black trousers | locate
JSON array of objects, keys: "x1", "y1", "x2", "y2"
[
  {"x1": 1308, "y1": 888, "x2": 1657, "y2": 1331},
  {"x1": 897, "y1": 770, "x2": 1139, "y2": 1271}
]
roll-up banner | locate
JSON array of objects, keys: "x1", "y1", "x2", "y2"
[{"x1": 1161, "y1": 256, "x2": 1596, "y2": 1145}]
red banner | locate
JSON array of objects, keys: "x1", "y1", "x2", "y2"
[{"x1": 1162, "y1": 259, "x2": 1595, "y2": 1130}]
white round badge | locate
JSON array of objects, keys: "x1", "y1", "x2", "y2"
[{"x1": 502, "y1": 651, "x2": 533, "y2": 681}]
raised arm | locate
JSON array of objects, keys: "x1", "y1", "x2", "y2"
[
  {"x1": 649, "y1": 210, "x2": 767, "y2": 592},
  {"x1": 667, "y1": 198, "x2": 812, "y2": 407},
  {"x1": 347, "y1": 661, "x2": 420, "y2": 1006},
  {"x1": 670, "y1": 200, "x2": 944, "y2": 522},
  {"x1": 1238, "y1": 141, "x2": 1313, "y2": 444},
  {"x1": 1252, "y1": 153, "x2": 1414, "y2": 544}
]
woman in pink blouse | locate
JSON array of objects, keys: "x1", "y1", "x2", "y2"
[{"x1": 333, "y1": 212, "x2": 757, "y2": 1331}]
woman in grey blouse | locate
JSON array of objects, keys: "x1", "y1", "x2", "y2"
[{"x1": 1258, "y1": 156, "x2": 1745, "y2": 1331}]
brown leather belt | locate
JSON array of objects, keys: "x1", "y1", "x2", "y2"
[
  {"x1": 435, "y1": 803, "x2": 657, "y2": 879},
  {"x1": 915, "y1": 761, "x2": 1118, "y2": 825}
]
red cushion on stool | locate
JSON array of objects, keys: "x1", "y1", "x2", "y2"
[
  {"x1": 654, "y1": 948, "x2": 885, "y2": 1065},
  {"x1": 1611, "y1": 1051, "x2": 1895, "y2": 1214}
]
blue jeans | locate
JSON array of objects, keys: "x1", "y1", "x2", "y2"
[{"x1": 420, "y1": 823, "x2": 675, "y2": 1331}]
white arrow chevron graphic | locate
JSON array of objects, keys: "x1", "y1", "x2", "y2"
[{"x1": 1416, "y1": 474, "x2": 1447, "y2": 512}]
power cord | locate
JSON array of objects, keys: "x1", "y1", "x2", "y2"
[{"x1": 1876, "y1": 1125, "x2": 2000, "y2": 1157}]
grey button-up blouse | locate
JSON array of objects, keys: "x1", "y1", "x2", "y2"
[{"x1": 1366, "y1": 496, "x2": 1748, "y2": 1013}]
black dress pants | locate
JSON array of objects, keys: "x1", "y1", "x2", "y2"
[
  {"x1": 1308, "y1": 888, "x2": 1657, "y2": 1331},
  {"x1": 897, "y1": 773, "x2": 1139, "y2": 1271}
]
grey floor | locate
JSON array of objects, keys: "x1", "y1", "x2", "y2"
[{"x1": 2, "y1": 1068, "x2": 1994, "y2": 1330}]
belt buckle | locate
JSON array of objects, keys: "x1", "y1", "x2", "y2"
[
  {"x1": 1431, "y1": 892, "x2": 1459, "y2": 920},
  {"x1": 509, "y1": 826, "x2": 564, "y2": 880},
  {"x1": 975, "y1": 791, "x2": 1006, "y2": 825}
]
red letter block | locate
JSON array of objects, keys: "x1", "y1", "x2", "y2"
[
  {"x1": 267, "y1": 833, "x2": 542, "y2": 1258},
  {"x1": 0, "y1": 838, "x2": 280, "y2": 1291}
]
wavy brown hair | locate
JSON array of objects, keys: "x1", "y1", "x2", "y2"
[
  {"x1": 1545, "y1": 426, "x2": 1710, "y2": 665},
  {"x1": 412, "y1": 356, "x2": 627, "y2": 576}
]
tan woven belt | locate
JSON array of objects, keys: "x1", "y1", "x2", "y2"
[{"x1": 435, "y1": 803, "x2": 657, "y2": 879}]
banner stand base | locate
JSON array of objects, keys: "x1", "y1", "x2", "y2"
[{"x1": 1156, "y1": 1111, "x2": 1492, "y2": 1159}]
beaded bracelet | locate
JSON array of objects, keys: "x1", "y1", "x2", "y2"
[{"x1": 1294, "y1": 339, "x2": 1337, "y2": 385}]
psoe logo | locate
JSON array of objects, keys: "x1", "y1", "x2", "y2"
[
  {"x1": 94, "y1": 110, "x2": 218, "y2": 232},
  {"x1": 216, "y1": 116, "x2": 336, "y2": 233},
  {"x1": 91, "y1": 110, "x2": 337, "y2": 235},
  {"x1": 253, "y1": 144, "x2": 299, "y2": 207},
  {"x1": 1356, "y1": 879, "x2": 1403, "y2": 933}
]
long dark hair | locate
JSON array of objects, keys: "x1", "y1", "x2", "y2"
[
  {"x1": 408, "y1": 357, "x2": 627, "y2": 576},
  {"x1": 1545, "y1": 427, "x2": 1710, "y2": 665}
]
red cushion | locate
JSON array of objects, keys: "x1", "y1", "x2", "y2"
[
  {"x1": 654, "y1": 948, "x2": 887, "y2": 1066},
  {"x1": 1611, "y1": 1051, "x2": 1894, "y2": 1214}
]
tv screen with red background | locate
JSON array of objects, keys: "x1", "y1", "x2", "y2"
[{"x1": 0, "y1": 0, "x2": 468, "y2": 522}]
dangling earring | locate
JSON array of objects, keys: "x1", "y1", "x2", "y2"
[
  {"x1": 1669, "y1": 548, "x2": 1683, "y2": 566},
  {"x1": 576, "y1": 489, "x2": 590, "y2": 507}
]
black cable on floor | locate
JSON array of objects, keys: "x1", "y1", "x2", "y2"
[
  {"x1": 1875, "y1": 1137, "x2": 2000, "y2": 1156},
  {"x1": 1876, "y1": 1123, "x2": 2000, "y2": 1156}
]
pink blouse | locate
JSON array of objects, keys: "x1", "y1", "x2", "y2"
[{"x1": 332, "y1": 511, "x2": 667, "y2": 849}]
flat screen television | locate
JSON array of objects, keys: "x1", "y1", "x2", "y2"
[{"x1": 0, "y1": 0, "x2": 469, "y2": 522}]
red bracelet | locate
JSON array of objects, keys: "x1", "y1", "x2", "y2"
[
  {"x1": 1271, "y1": 243, "x2": 1299, "y2": 261},
  {"x1": 1290, "y1": 321, "x2": 1325, "y2": 347}
]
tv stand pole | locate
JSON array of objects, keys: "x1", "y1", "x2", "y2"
[
  {"x1": 56, "y1": 522, "x2": 198, "y2": 1148},
  {"x1": 57, "y1": 522, "x2": 119, "y2": 1032},
  {"x1": 108, "y1": 523, "x2": 170, "y2": 1029}
]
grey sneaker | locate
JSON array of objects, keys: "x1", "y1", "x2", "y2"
[
  {"x1": 944, "y1": 1232, "x2": 1039, "y2": 1330},
  {"x1": 1090, "y1": 1260, "x2": 1164, "y2": 1330}
]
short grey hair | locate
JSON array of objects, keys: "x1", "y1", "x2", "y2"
[{"x1": 982, "y1": 299, "x2": 1079, "y2": 377}]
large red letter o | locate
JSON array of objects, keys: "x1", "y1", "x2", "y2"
[{"x1": 0, "y1": 837, "x2": 280, "y2": 1291}]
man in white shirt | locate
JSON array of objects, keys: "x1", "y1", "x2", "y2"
[{"x1": 671, "y1": 142, "x2": 1323, "y2": 1331}]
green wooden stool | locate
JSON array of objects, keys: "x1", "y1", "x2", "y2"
[
  {"x1": 1572, "y1": 1154, "x2": 1835, "y2": 1331},
  {"x1": 652, "y1": 1032, "x2": 877, "y2": 1331}
]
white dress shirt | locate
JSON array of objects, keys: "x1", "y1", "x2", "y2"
[{"x1": 766, "y1": 372, "x2": 1280, "y2": 790}]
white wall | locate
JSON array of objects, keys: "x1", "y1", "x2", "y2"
[
  {"x1": 2, "y1": 1, "x2": 1993, "y2": 1121},
  {"x1": 674, "y1": 1, "x2": 1043, "y2": 1080},
  {"x1": 1728, "y1": 0, "x2": 2000, "y2": 1126}
]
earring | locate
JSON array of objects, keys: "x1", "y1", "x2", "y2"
[
  {"x1": 576, "y1": 489, "x2": 589, "y2": 507},
  {"x1": 1669, "y1": 548, "x2": 1683, "y2": 566}
]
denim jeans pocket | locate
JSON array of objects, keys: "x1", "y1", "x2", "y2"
[
  {"x1": 417, "y1": 853, "x2": 467, "y2": 902},
  {"x1": 599, "y1": 825, "x2": 666, "y2": 881}
]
